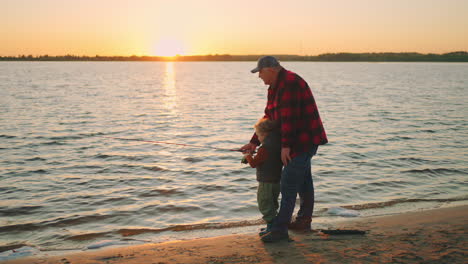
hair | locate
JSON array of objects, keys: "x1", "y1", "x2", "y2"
[
  {"x1": 254, "y1": 118, "x2": 278, "y2": 136},
  {"x1": 272, "y1": 66, "x2": 283, "y2": 72},
  {"x1": 264, "y1": 66, "x2": 282, "y2": 73}
]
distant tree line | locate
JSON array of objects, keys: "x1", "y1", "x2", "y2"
[{"x1": 1, "y1": 52, "x2": 467, "y2": 62}]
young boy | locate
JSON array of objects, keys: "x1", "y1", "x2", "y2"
[{"x1": 243, "y1": 118, "x2": 282, "y2": 236}]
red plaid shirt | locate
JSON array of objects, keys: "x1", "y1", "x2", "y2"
[{"x1": 250, "y1": 68, "x2": 328, "y2": 157}]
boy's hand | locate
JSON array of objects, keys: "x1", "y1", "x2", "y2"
[
  {"x1": 240, "y1": 143, "x2": 256, "y2": 154},
  {"x1": 241, "y1": 154, "x2": 249, "y2": 164}
]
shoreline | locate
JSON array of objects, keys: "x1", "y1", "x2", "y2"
[
  {"x1": 1, "y1": 51, "x2": 468, "y2": 62},
  {"x1": 3, "y1": 205, "x2": 466, "y2": 264}
]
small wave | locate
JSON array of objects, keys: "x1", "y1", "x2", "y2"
[
  {"x1": 0, "y1": 214, "x2": 114, "y2": 233},
  {"x1": 49, "y1": 135, "x2": 83, "y2": 141},
  {"x1": 401, "y1": 168, "x2": 467, "y2": 176},
  {"x1": 138, "y1": 188, "x2": 184, "y2": 198},
  {"x1": 94, "y1": 154, "x2": 112, "y2": 159},
  {"x1": 0, "y1": 135, "x2": 16, "y2": 139},
  {"x1": 183, "y1": 157, "x2": 203, "y2": 163},
  {"x1": 89, "y1": 197, "x2": 131, "y2": 206},
  {"x1": 58, "y1": 121, "x2": 90, "y2": 125},
  {"x1": 22, "y1": 141, "x2": 65, "y2": 147},
  {"x1": 396, "y1": 157, "x2": 429, "y2": 164},
  {"x1": 344, "y1": 152, "x2": 367, "y2": 159},
  {"x1": 0, "y1": 205, "x2": 44, "y2": 216},
  {"x1": 113, "y1": 164, "x2": 168, "y2": 172},
  {"x1": 66, "y1": 232, "x2": 112, "y2": 241},
  {"x1": 49, "y1": 214, "x2": 114, "y2": 227},
  {"x1": 182, "y1": 170, "x2": 202, "y2": 176},
  {"x1": 117, "y1": 219, "x2": 264, "y2": 237},
  {"x1": 230, "y1": 205, "x2": 259, "y2": 212},
  {"x1": 42, "y1": 141, "x2": 66, "y2": 146},
  {"x1": 421, "y1": 129, "x2": 436, "y2": 133},
  {"x1": 0, "y1": 244, "x2": 28, "y2": 253},
  {"x1": 382, "y1": 117, "x2": 400, "y2": 121},
  {"x1": 231, "y1": 178, "x2": 251, "y2": 182},
  {"x1": 230, "y1": 169, "x2": 247, "y2": 175},
  {"x1": 1, "y1": 160, "x2": 25, "y2": 165},
  {"x1": 365, "y1": 180, "x2": 406, "y2": 188},
  {"x1": 0, "y1": 246, "x2": 39, "y2": 261},
  {"x1": 0, "y1": 222, "x2": 41, "y2": 233},
  {"x1": 143, "y1": 165, "x2": 167, "y2": 172},
  {"x1": 153, "y1": 177, "x2": 174, "y2": 183},
  {"x1": 62, "y1": 165, "x2": 103, "y2": 170},
  {"x1": 30, "y1": 169, "x2": 48, "y2": 174},
  {"x1": 327, "y1": 207, "x2": 360, "y2": 217},
  {"x1": 196, "y1": 185, "x2": 227, "y2": 192},
  {"x1": 86, "y1": 240, "x2": 127, "y2": 249},
  {"x1": 0, "y1": 187, "x2": 20, "y2": 194},
  {"x1": 383, "y1": 136, "x2": 413, "y2": 141},
  {"x1": 93, "y1": 154, "x2": 148, "y2": 161},
  {"x1": 342, "y1": 197, "x2": 468, "y2": 211},
  {"x1": 147, "y1": 204, "x2": 200, "y2": 213},
  {"x1": 25, "y1": 157, "x2": 46, "y2": 161}
]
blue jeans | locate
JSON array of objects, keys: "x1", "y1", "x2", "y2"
[{"x1": 271, "y1": 145, "x2": 318, "y2": 233}]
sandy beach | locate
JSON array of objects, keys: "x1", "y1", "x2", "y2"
[{"x1": 3, "y1": 205, "x2": 466, "y2": 264}]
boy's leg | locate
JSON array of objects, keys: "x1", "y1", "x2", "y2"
[{"x1": 257, "y1": 182, "x2": 280, "y2": 224}]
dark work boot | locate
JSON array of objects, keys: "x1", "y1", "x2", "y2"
[
  {"x1": 288, "y1": 216, "x2": 312, "y2": 232},
  {"x1": 260, "y1": 231, "x2": 289, "y2": 243},
  {"x1": 259, "y1": 223, "x2": 273, "y2": 236}
]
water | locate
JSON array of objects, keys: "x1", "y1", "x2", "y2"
[{"x1": 1, "y1": 61, "x2": 467, "y2": 253}]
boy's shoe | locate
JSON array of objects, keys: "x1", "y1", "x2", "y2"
[
  {"x1": 260, "y1": 231, "x2": 289, "y2": 243},
  {"x1": 288, "y1": 216, "x2": 311, "y2": 232},
  {"x1": 258, "y1": 229, "x2": 268, "y2": 236},
  {"x1": 258, "y1": 223, "x2": 272, "y2": 236}
]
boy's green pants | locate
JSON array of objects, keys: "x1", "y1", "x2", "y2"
[{"x1": 257, "y1": 182, "x2": 280, "y2": 223}]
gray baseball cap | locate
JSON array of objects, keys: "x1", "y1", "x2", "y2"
[{"x1": 250, "y1": 56, "x2": 280, "y2": 73}]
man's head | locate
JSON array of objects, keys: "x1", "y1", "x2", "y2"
[{"x1": 251, "y1": 56, "x2": 282, "y2": 86}]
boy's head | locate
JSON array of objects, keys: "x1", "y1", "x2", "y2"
[{"x1": 254, "y1": 118, "x2": 278, "y2": 143}]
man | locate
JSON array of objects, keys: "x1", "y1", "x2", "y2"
[{"x1": 241, "y1": 56, "x2": 328, "y2": 242}]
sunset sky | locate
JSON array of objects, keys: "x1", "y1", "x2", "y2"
[{"x1": 2, "y1": 0, "x2": 467, "y2": 56}]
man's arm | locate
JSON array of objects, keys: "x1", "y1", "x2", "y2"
[{"x1": 279, "y1": 78, "x2": 302, "y2": 165}]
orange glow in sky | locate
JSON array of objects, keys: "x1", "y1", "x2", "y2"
[
  {"x1": 2, "y1": 0, "x2": 467, "y2": 56},
  {"x1": 152, "y1": 37, "x2": 186, "y2": 57}
]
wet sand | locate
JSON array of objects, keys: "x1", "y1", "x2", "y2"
[{"x1": 4, "y1": 205, "x2": 467, "y2": 264}]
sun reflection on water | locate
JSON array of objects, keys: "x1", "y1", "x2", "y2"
[{"x1": 162, "y1": 61, "x2": 178, "y2": 116}]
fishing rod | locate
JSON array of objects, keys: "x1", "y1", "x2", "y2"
[{"x1": 100, "y1": 136, "x2": 244, "y2": 152}]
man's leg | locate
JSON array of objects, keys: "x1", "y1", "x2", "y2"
[
  {"x1": 289, "y1": 164, "x2": 314, "y2": 231},
  {"x1": 296, "y1": 166, "x2": 314, "y2": 219},
  {"x1": 262, "y1": 151, "x2": 313, "y2": 242},
  {"x1": 288, "y1": 146, "x2": 318, "y2": 231}
]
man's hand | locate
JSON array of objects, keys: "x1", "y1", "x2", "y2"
[
  {"x1": 240, "y1": 143, "x2": 257, "y2": 154},
  {"x1": 281, "y1": 147, "x2": 291, "y2": 166}
]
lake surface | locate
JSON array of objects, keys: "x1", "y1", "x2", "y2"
[{"x1": 1, "y1": 61, "x2": 467, "y2": 253}]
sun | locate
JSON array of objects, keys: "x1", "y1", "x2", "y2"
[{"x1": 153, "y1": 37, "x2": 186, "y2": 57}]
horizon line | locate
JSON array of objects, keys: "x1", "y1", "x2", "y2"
[
  {"x1": 2, "y1": 52, "x2": 468, "y2": 63},
  {"x1": 1, "y1": 51, "x2": 467, "y2": 58}
]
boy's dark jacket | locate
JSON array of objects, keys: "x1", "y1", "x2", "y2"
[{"x1": 245, "y1": 130, "x2": 282, "y2": 183}]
